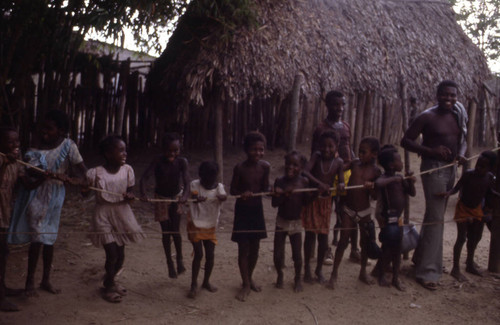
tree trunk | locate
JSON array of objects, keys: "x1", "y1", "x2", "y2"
[
  {"x1": 215, "y1": 99, "x2": 224, "y2": 182},
  {"x1": 287, "y1": 73, "x2": 303, "y2": 152},
  {"x1": 114, "y1": 59, "x2": 130, "y2": 136}
]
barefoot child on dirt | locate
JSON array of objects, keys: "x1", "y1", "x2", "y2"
[
  {"x1": 327, "y1": 136, "x2": 381, "y2": 289},
  {"x1": 438, "y1": 150, "x2": 498, "y2": 282},
  {"x1": 0, "y1": 127, "x2": 46, "y2": 311},
  {"x1": 187, "y1": 161, "x2": 226, "y2": 299},
  {"x1": 272, "y1": 151, "x2": 310, "y2": 292},
  {"x1": 302, "y1": 130, "x2": 344, "y2": 284},
  {"x1": 230, "y1": 131, "x2": 270, "y2": 301},
  {"x1": 8, "y1": 110, "x2": 87, "y2": 297},
  {"x1": 375, "y1": 145, "x2": 416, "y2": 291},
  {"x1": 84, "y1": 136, "x2": 145, "y2": 303},
  {"x1": 140, "y1": 132, "x2": 190, "y2": 278}
]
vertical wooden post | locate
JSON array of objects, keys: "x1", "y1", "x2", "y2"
[
  {"x1": 215, "y1": 95, "x2": 224, "y2": 182},
  {"x1": 353, "y1": 92, "x2": 366, "y2": 152},
  {"x1": 466, "y1": 100, "x2": 477, "y2": 169},
  {"x1": 489, "y1": 131, "x2": 500, "y2": 273},
  {"x1": 399, "y1": 80, "x2": 411, "y2": 259},
  {"x1": 114, "y1": 58, "x2": 130, "y2": 136},
  {"x1": 287, "y1": 73, "x2": 303, "y2": 152}
]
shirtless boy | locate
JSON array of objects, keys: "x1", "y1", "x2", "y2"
[
  {"x1": 439, "y1": 150, "x2": 498, "y2": 282},
  {"x1": 401, "y1": 80, "x2": 467, "y2": 291},
  {"x1": 272, "y1": 151, "x2": 310, "y2": 292},
  {"x1": 375, "y1": 145, "x2": 416, "y2": 291},
  {"x1": 140, "y1": 132, "x2": 190, "y2": 278},
  {"x1": 327, "y1": 137, "x2": 381, "y2": 289},
  {"x1": 230, "y1": 131, "x2": 270, "y2": 301}
]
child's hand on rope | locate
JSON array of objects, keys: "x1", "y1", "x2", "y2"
[
  {"x1": 216, "y1": 194, "x2": 227, "y2": 202},
  {"x1": 123, "y1": 192, "x2": 136, "y2": 202},
  {"x1": 337, "y1": 182, "x2": 345, "y2": 192},
  {"x1": 363, "y1": 181, "x2": 375, "y2": 190},
  {"x1": 405, "y1": 171, "x2": 416, "y2": 183},
  {"x1": 435, "y1": 191, "x2": 450, "y2": 198},
  {"x1": 240, "y1": 191, "x2": 253, "y2": 200}
]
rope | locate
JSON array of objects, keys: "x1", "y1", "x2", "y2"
[{"x1": 4, "y1": 147, "x2": 499, "y2": 203}]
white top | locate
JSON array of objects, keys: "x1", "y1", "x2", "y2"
[
  {"x1": 188, "y1": 179, "x2": 226, "y2": 228},
  {"x1": 86, "y1": 164, "x2": 135, "y2": 204}
]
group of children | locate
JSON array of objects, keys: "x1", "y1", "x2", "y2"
[{"x1": 0, "y1": 109, "x2": 497, "y2": 310}]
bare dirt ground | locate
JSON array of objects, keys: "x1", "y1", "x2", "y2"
[{"x1": 2, "y1": 143, "x2": 500, "y2": 325}]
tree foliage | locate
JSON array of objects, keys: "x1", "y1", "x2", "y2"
[{"x1": 450, "y1": 0, "x2": 500, "y2": 66}]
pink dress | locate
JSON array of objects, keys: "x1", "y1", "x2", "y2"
[{"x1": 86, "y1": 164, "x2": 145, "y2": 247}]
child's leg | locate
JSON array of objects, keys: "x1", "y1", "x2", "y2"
[
  {"x1": 188, "y1": 241, "x2": 203, "y2": 298},
  {"x1": 236, "y1": 240, "x2": 251, "y2": 301},
  {"x1": 290, "y1": 232, "x2": 303, "y2": 292},
  {"x1": 349, "y1": 226, "x2": 361, "y2": 262},
  {"x1": 202, "y1": 240, "x2": 217, "y2": 292},
  {"x1": 25, "y1": 242, "x2": 42, "y2": 296},
  {"x1": 102, "y1": 242, "x2": 122, "y2": 303},
  {"x1": 391, "y1": 244, "x2": 405, "y2": 291},
  {"x1": 303, "y1": 231, "x2": 316, "y2": 283},
  {"x1": 315, "y1": 233, "x2": 328, "y2": 283},
  {"x1": 169, "y1": 204, "x2": 185, "y2": 274},
  {"x1": 465, "y1": 220, "x2": 484, "y2": 275},
  {"x1": 273, "y1": 228, "x2": 287, "y2": 288},
  {"x1": 0, "y1": 229, "x2": 18, "y2": 312},
  {"x1": 358, "y1": 221, "x2": 374, "y2": 285},
  {"x1": 248, "y1": 238, "x2": 261, "y2": 292},
  {"x1": 378, "y1": 243, "x2": 390, "y2": 287},
  {"x1": 160, "y1": 220, "x2": 176, "y2": 278},
  {"x1": 40, "y1": 244, "x2": 60, "y2": 294},
  {"x1": 327, "y1": 213, "x2": 353, "y2": 289},
  {"x1": 451, "y1": 222, "x2": 467, "y2": 281}
]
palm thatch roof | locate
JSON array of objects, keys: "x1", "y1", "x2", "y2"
[{"x1": 151, "y1": 0, "x2": 489, "y2": 112}]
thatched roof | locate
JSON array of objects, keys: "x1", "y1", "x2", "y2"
[{"x1": 151, "y1": 0, "x2": 490, "y2": 111}]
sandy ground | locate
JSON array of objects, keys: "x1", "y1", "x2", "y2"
[{"x1": 2, "y1": 143, "x2": 500, "y2": 325}]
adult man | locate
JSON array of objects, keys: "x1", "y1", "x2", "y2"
[
  {"x1": 401, "y1": 80, "x2": 467, "y2": 290},
  {"x1": 311, "y1": 91, "x2": 359, "y2": 263}
]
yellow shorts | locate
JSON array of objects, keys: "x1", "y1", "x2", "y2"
[{"x1": 331, "y1": 169, "x2": 351, "y2": 197}]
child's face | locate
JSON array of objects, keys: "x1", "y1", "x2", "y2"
[
  {"x1": 200, "y1": 172, "x2": 217, "y2": 188},
  {"x1": 358, "y1": 143, "x2": 376, "y2": 164},
  {"x1": 0, "y1": 131, "x2": 20, "y2": 157},
  {"x1": 106, "y1": 140, "x2": 127, "y2": 166},
  {"x1": 437, "y1": 86, "x2": 457, "y2": 111},
  {"x1": 284, "y1": 155, "x2": 302, "y2": 179},
  {"x1": 320, "y1": 137, "x2": 337, "y2": 160},
  {"x1": 163, "y1": 140, "x2": 180, "y2": 162},
  {"x1": 327, "y1": 97, "x2": 345, "y2": 121},
  {"x1": 246, "y1": 141, "x2": 265, "y2": 162},
  {"x1": 391, "y1": 152, "x2": 403, "y2": 172},
  {"x1": 40, "y1": 120, "x2": 63, "y2": 145},
  {"x1": 475, "y1": 156, "x2": 490, "y2": 176}
]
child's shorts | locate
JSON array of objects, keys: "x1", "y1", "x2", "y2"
[
  {"x1": 187, "y1": 220, "x2": 217, "y2": 245},
  {"x1": 276, "y1": 216, "x2": 302, "y2": 236}
]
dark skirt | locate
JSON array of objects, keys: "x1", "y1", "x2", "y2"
[{"x1": 231, "y1": 199, "x2": 267, "y2": 242}]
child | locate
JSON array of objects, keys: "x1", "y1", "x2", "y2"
[
  {"x1": 8, "y1": 110, "x2": 87, "y2": 297},
  {"x1": 140, "y1": 132, "x2": 190, "y2": 278},
  {"x1": 272, "y1": 151, "x2": 310, "y2": 293},
  {"x1": 85, "y1": 135, "x2": 145, "y2": 303},
  {"x1": 302, "y1": 130, "x2": 344, "y2": 284},
  {"x1": 375, "y1": 145, "x2": 416, "y2": 291},
  {"x1": 327, "y1": 136, "x2": 381, "y2": 289},
  {"x1": 186, "y1": 161, "x2": 226, "y2": 299},
  {"x1": 439, "y1": 150, "x2": 498, "y2": 282},
  {"x1": 230, "y1": 131, "x2": 270, "y2": 302},
  {"x1": 0, "y1": 127, "x2": 42, "y2": 311}
]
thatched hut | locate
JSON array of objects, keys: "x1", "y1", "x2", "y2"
[{"x1": 148, "y1": 0, "x2": 490, "y2": 173}]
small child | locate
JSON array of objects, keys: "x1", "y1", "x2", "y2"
[
  {"x1": 327, "y1": 136, "x2": 381, "y2": 289},
  {"x1": 439, "y1": 150, "x2": 498, "y2": 282},
  {"x1": 375, "y1": 145, "x2": 416, "y2": 291},
  {"x1": 272, "y1": 151, "x2": 310, "y2": 293},
  {"x1": 85, "y1": 136, "x2": 145, "y2": 303},
  {"x1": 230, "y1": 131, "x2": 270, "y2": 302},
  {"x1": 302, "y1": 130, "x2": 344, "y2": 284},
  {"x1": 140, "y1": 132, "x2": 190, "y2": 278},
  {"x1": 8, "y1": 110, "x2": 87, "y2": 297},
  {"x1": 0, "y1": 127, "x2": 42, "y2": 311},
  {"x1": 186, "y1": 161, "x2": 227, "y2": 299}
]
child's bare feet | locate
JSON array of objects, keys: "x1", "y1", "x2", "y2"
[
  {"x1": 465, "y1": 263, "x2": 483, "y2": 277},
  {"x1": 275, "y1": 274, "x2": 284, "y2": 289},
  {"x1": 101, "y1": 288, "x2": 122, "y2": 303},
  {"x1": 326, "y1": 276, "x2": 336, "y2": 290},
  {"x1": 177, "y1": 262, "x2": 186, "y2": 275},
  {"x1": 294, "y1": 279, "x2": 303, "y2": 293},
  {"x1": 235, "y1": 286, "x2": 251, "y2": 301},
  {"x1": 40, "y1": 280, "x2": 61, "y2": 294},
  {"x1": 315, "y1": 269, "x2": 326, "y2": 284},
  {"x1": 202, "y1": 282, "x2": 218, "y2": 293},
  {"x1": 112, "y1": 284, "x2": 127, "y2": 296},
  {"x1": 451, "y1": 267, "x2": 468, "y2": 282},
  {"x1": 187, "y1": 285, "x2": 197, "y2": 299},
  {"x1": 378, "y1": 276, "x2": 390, "y2": 287},
  {"x1": 250, "y1": 280, "x2": 261, "y2": 292},
  {"x1": 5, "y1": 287, "x2": 24, "y2": 297},
  {"x1": 24, "y1": 280, "x2": 38, "y2": 297},
  {"x1": 167, "y1": 262, "x2": 177, "y2": 278},
  {"x1": 358, "y1": 272, "x2": 375, "y2": 285},
  {"x1": 0, "y1": 299, "x2": 20, "y2": 312},
  {"x1": 303, "y1": 270, "x2": 314, "y2": 284},
  {"x1": 349, "y1": 250, "x2": 361, "y2": 263},
  {"x1": 392, "y1": 278, "x2": 406, "y2": 292}
]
